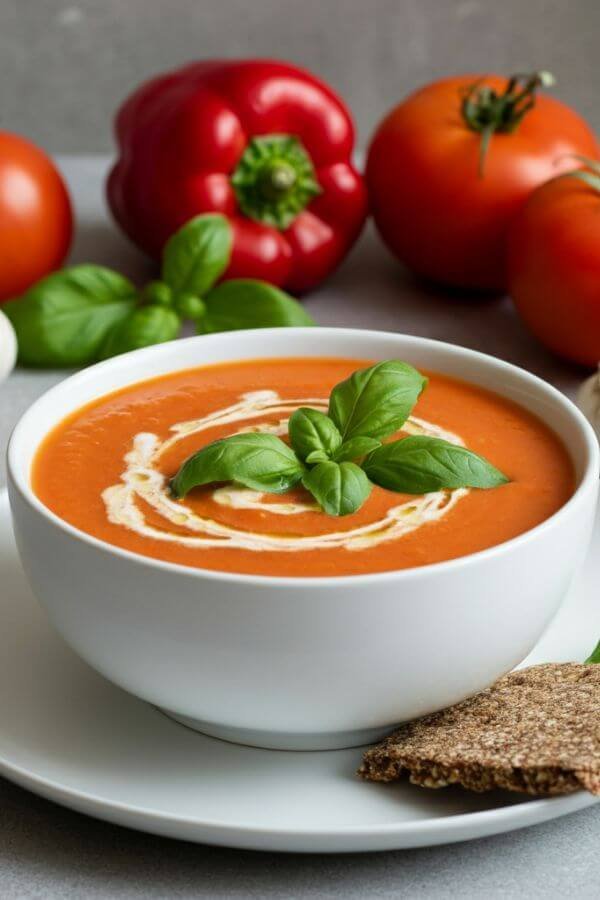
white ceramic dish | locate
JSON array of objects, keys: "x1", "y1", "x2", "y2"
[
  {"x1": 0, "y1": 489, "x2": 597, "y2": 853},
  {"x1": 7, "y1": 328, "x2": 600, "y2": 750},
  {"x1": 0, "y1": 309, "x2": 17, "y2": 383}
]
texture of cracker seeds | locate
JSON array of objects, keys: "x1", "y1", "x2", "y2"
[{"x1": 359, "y1": 663, "x2": 600, "y2": 796}]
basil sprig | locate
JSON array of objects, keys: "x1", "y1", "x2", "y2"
[
  {"x1": 199, "y1": 280, "x2": 313, "y2": 334},
  {"x1": 3, "y1": 266, "x2": 137, "y2": 367},
  {"x1": 162, "y1": 213, "x2": 232, "y2": 298},
  {"x1": 171, "y1": 360, "x2": 509, "y2": 516},
  {"x1": 5, "y1": 214, "x2": 314, "y2": 368}
]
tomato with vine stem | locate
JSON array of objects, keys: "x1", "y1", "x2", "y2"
[
  {"x1": 508, "y1": 159, "x2": 600, "y2": 367},
  {"x1": 367, "y1": 72, "x2": 598, "y2": 292}
]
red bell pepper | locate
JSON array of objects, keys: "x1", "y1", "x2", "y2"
[{"x1": 107, "y1": 60, "x2": 368, "y2": 293}]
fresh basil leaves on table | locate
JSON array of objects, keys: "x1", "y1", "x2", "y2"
[
  {"x1": 586, "y1": 640, "x2": 600, "y2": 664},
  {"x1": 4, "y1": 266, "x2": 137, "y2": 367},
  {"x1": 199, "y1": 280, "x2": 313, "y2": 334},
  {"x1": 171, "y1": 360, "x2": 509, "y2": 517},
  {"x1": 4, "y1": 213, "x2": 315, "y2": 367},
  {"x1": 161, "y1": 212, "x2": 232, "y2": 297}
]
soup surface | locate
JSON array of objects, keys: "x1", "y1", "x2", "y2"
[{"x1": 33, "y1": 357, "x2": 574, "y2": 577}]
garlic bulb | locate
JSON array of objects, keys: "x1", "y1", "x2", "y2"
[
  {"x1": 0, "y1": 309, "x2": 16, "y2": 383},
  {"x1": 577, "y1": 365, "x2": 600, "y2": 442}
]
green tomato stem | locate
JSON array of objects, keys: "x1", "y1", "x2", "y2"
[{"x1": 461, "y1": 71, "x2": 555, "y2": 177}]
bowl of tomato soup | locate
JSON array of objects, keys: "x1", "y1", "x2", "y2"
[{"x1": 7, "y1": 328, "x2": 599, "y2": 750}]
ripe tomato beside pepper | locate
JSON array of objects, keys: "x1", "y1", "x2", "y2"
[
  {"x1": 508, "y1": 165, "x2": 600, "y2": 367},
  {"x1": 0, "y1": 132, "x2": 72, "y2": 302},
  {"x1": 107, "y1": 60, "x2": 367, "y2": 293},
  {"x1": 367, "y1": 73, "x2": 598, "y2": 292}
]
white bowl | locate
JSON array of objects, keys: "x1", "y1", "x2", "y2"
[{"x1": 7, "y1": 328, "x2": 600, "y2": 750}]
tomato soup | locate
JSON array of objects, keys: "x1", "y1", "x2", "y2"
[{"x1": 32, "y1": 357, "x2": 574, "y2": 577}]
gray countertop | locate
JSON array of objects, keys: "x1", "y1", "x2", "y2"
[{"x1": 1, "y1": 157, "x2": 600, "y2": 898}]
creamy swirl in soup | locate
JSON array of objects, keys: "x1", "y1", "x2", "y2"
[{"x1": 32, "y1": 357, "x2": 574, "y2": 577}]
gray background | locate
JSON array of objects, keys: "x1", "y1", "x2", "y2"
[
  {"x1": 1, "y1": 0, "x2": 599, "y2": 152},
  {"x1": 2, "y1": 1, "x2": 600, "y2": 896}
]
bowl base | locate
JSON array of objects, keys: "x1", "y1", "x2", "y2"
[{"x1": 158, "y1": 708, "x2": 392, "y2": 751}]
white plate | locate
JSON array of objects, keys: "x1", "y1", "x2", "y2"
[{"x1": 0, "y1": 489, "x2": 598, "y2": 853}]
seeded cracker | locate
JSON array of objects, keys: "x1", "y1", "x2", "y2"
[{"x1": 359, "y1": 664, "x2": 600, "y2": 795}]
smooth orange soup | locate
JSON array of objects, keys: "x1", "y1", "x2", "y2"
[{"x1": 33, "y1": 357, "x2": 575, "y2": 577}]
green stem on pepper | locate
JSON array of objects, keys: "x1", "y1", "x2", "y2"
[{"x1": 231, "y1": 135, "x2": 321, "y2": 230}]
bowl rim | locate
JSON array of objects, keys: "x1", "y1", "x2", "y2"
[{"x1": 7, "y1": 327, "x2": 600, "y2": 588}]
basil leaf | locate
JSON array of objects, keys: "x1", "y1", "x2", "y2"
[
  {"x1": 171, "y1": 433, "x2": 304, "y2": 498},
  {"x1": 305, "y1": 449, "x2": 330, "y2": 464},
  {"x1": 328, "y1": 360, "x2": 427, "y2": 442},
  {"x1": 302, "y1": 461, "x2": 372, "y2": 517},
  {"x1": 162, "y1": 214, "x2": 232, "y2": 297},
  {"x1": 363, "y1": 436, "x2": 509, "y2": 494},
  {"x1": 198, "y1": 280, "x2": 315, "y2": 333},
  {"x1": 288, "y1": 407, "x2": 342, "y2": 462},
  {"x1": 4, "y1": 265, "x2": 136, "y2": 367},
  {"x1": 334, "y1": 436, "x2": 381, "y2": 462},
  {"x1": 585, "y1": 639, "x2": 600, "y2": 664},
  {"x1": 99, "y1": 306, "x2": 181, "y2": 360}
]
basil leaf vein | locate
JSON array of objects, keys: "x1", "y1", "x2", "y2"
[
  {"x1": 363, "y1": 436, "x2": 509, "y2": 494},
  {"x1": 328, "y1": 360, "x2": 427, "y2": 442},
  {"x1": 171, "y1": 433, "x2": 305, "y2": 498},
  {"x1": 288, "y1": 407, "x2": 342, "y2": 462},
  {"x1": 302, "y1": 461, "x2": 372, "y2": 517},
  {"x1": 162, "y1": 213, "x2": 232, "y2": 297}
]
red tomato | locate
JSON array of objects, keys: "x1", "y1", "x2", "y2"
[
  {"x1": 508, "y1": 170, "x2": 600, "y2": 367},
  {"x1": 0, "y1": 132, "x2": 73, "y2": 301},
  {"x1": 367, "y1": 73, "x2": 598, "y2": 291}
]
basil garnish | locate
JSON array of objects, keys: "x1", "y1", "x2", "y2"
[
  {"x1": 5, "y1": 214, "x2": 314, "y2": 368},
  {"x1": 334, "y1": 436, "x2": 381, "y2": 462},
  {"x1": 328, "y1": 360, "x2": 426, "y2": 442},
  {"x1": 171, "y1": 433, "x2": 305, "y2": 498},
  {"x1": 170, "y1": 359, "x2": 509, "y2": 516},
  {"x1": 302, "y1": 461, "x2": 372, "y2": 517},
  {"x1": 363, "y1": 436, "x2": 509, "y2": 493},
  {"x1": 289, "y1": 407, "x2": 342, "y2": 462}
]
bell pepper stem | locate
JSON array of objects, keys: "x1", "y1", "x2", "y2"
[{"x1": 231, "y1": 134, "x2": 321, "y2": 230}]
